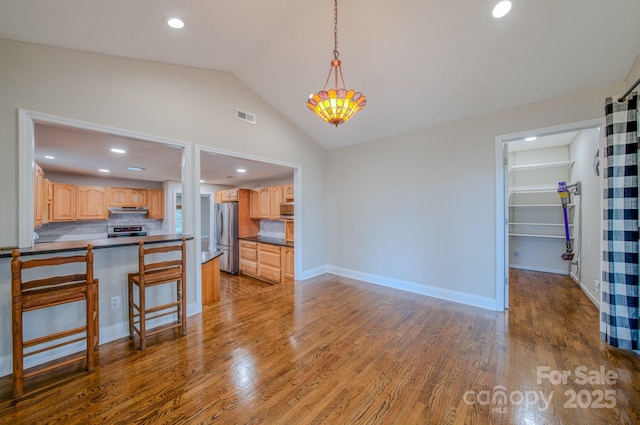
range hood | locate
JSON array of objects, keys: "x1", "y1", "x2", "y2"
[{"x1": 108, "y1": 206, "x2": 148, "y2": 214}]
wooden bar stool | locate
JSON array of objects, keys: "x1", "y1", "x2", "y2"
[
  {"x1": 128, "y1": 237, "x2": 187, "y2": 350},
  {"x1": 11, "y1": 245, "x2": 99, "y2": 398}
]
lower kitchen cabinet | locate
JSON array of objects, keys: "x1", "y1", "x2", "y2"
[
  {"x1": 240, "y1": 240, "x2": 258, "y2": 275},
  {"x1": 259, "y1": 243, "x2": 282, "y2": 283},
  {"x1": 239, "y1": 240, "x2": 294, "y2": 284}
]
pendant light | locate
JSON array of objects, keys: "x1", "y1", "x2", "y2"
[{"x1": 306, "y1": 0, "x2": 367, "y2": 127}]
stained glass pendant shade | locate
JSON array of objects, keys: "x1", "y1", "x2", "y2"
[{"x1": 306, "y1": 0, "x2": 366, "y2": 126}]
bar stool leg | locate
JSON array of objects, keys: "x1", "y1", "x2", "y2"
[
  {"x1": 128, "y1": 279, "x2": 134, "y2": 339},
  {"x1": 12, "y1": 295, "x2": 24, "y2": 398},
  {"x1": 139, "y1": 282, "x2": 146, "y2": 350}
]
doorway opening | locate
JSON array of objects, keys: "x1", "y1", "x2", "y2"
[{"x1": 495, "y1": 118, "x2": 603, "y2": 311}]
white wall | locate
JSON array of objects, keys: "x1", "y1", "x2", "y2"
[
  {"x1": 326, "y1": 81, "x2": 625, "y2": 310},
  {"x1": 569, "y1": 128, "x2": 602, "y2": 305}
]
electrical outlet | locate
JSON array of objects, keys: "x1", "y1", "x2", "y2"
[
  {"x1": 403, "y1": 262, "x2": 409, "y2": 273},
  {"x1": 594, "y1": 280, "x2": 600, "y2": 292},
  {"x1": 514, "y1": 249, "x2": 520, "y2": 257},
  {"x1": 110, "y1": 296, "x2": 121, "y2": 309}
]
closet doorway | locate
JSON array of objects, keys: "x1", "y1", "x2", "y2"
[{"x1": 496, "y1": 119, "x2": 603, "y2": 310}]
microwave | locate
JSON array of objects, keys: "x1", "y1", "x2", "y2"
[{"x1": 280, "y1": 202, "x2": 294, "y2": 217}]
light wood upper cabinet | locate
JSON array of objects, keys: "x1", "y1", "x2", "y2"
[
  {"x1": 258, "y1": 187, "x2": 271, "y2": 219},
  {"x1": 270, "y1": 185, "x2": 283, "y2": 220},
  {"x1": 147, "y1": 189, "x2": 164, "y2": 219},
  {"x1": 51, "y1": 183, "x2": 75, "y2": 222},
  {"x1": 250, "y1": 190, "x2": 260, "y2": 219},
  {"x1": 109, "y1": 187, "x2": 129, "y2": 206},
  {"x1": 283, "y1": 184, "x2": 294, "y2": 202},
  {"x1": 130, "y1": 189, "x2": 148, "y2": 206},
  {"x1": 76, "y1": 186, "x2": 108, "y2": 220},
  {"x1": 34, "y1": 163, "x2": 45, "y2": 228},
  {"x1": 217, "y1": 189, "x2": 239, "y2": 203},
  {"x1": 109, "y1": 187, "x2": 147, "y2": 206}
]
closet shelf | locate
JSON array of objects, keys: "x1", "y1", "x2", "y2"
[
  {"x1": 509, "y1": 233, "x2": 574, "y2": 239},
  {"x1": 510, "y1": 222, "x2": 574, "y2": 227},
  {"x1": 510, "y1": 204, "x2": 574, "y2": 207},
  {"x1": 510, "y1": 160, "x2": 574, "y2": 171}
]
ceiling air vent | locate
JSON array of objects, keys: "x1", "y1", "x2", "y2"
[{"x1": 236, "y1": 109, "x2": 256, "y2": 125}]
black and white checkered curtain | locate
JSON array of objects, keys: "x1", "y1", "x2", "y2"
[{"x1": 602, "y1": 93, "x2": 639, "y2": 352}]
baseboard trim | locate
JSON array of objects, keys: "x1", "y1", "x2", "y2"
[
  {"x1": 569, "y1": 272, "x2": 600, "y2": 307},
  {"x1": 298, "y1": 265, "x2": 329, "y2": 281},
  {"x1": 326, "y1": 266, "x2": 499, "y2": 311},
  {"x1": 509, "y1": 264, "x2": 569, "y2": 275}
]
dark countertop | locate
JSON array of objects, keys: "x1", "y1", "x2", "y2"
[
  {"x1": 239, "y1": 236, "x2": 293, "y2": 248},
  {"x1": 202, "y1": 250, "x2": 223, "y2": 264},
  {"x1": 0, "y1": 234, "x2": 193, "y2": 258}
]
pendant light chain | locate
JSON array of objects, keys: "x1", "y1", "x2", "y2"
[
  {"x1": 306, "y1": 0, "x2": 367, "y2": 126},
  {"x1": 333, "y1": 0, "x2": 339, "y2": 60}
]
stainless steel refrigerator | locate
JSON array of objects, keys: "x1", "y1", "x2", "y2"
[{"x1": 214, "y1": 202, "x2": 239, "y2": 273}]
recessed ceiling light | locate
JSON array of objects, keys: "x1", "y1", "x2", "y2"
[
  {"x1": 524, "y1": 136, "x2": 538, "y2": 142},
  {"x1": 491, "y1": 0, "x2": 515, "y2": 19},
  {"x1": 111, "y1": 148, "x2": 126, "y2": 154},
  {"x1": 200, "y1": 180, "x2": 205, "y2": 183},
  {"x1": 166, "y1": 17, "x2": 185, "y2": 29},
  {"x1": 44, "y1": 155, "x2": 55, "y2": 159},
  {"x1": 237, "y1": 168, "x2": 246, "y2": 173},
  {"x1": 99, "y1": 169, "x2": 110, "y2": 173},
  {"x1": 126, "y1": 166, "x2": 145, "y2": 172}
]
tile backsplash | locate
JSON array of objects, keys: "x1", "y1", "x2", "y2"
[
  {"x1": 35, "y1": 213, "x2": 164, "y2": 243},
  {"x1": 260, "y1": 220, "x2": 285, "y2": 239}
]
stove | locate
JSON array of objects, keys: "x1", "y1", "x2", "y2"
[{"x1": 107, "y1": 225, "x2": 148, "y2": 238}]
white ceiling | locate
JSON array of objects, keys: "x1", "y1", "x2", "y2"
[{"x1": 2, "y1": 0, "x2": 640, "y2": 153}]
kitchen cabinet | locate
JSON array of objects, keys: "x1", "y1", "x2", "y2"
[
  {"x1": 283, "y1": 184, "x2": 294, "y2": 202},
  {"x1": 109, "y1": 187, "x2": 147, "y2": 207},
  {"x1": 76, "y1": 186, "x2": 108, "y2": 220},
  {"x1": 51, "y1": 183, "x2": 75, "y2": 221},
  {"x1": 257, "y1": 187, "x2": 271, "y2": 219},
  {"x1": 202, "y1": 255, "x2": 221, "y2": 305},
  {"x1": 240, "y1": 240, "x2": 294, "y2": 284},
  {"x1": 284, "y1": 247, "x2": 294, "y2": 281},
  {"x1": 259, "y1": 243, "x2": 282, "y2": 283},
  {"x1": 249, "y1": 190, "x2": 260, "y2": 219},
  {"x1": 285, "y1": 220, "x2": 294, "y2": 242},
  {"x1": 147, "y1": 189, "x2": 164, "y2": 219},
  {"x1": 34, "y1": 163, "x2": 45, "y2": 228},
  {"x1": 270, "y1": 185, "x2": 283, "y2": 220},
  {"x1": 237, "y1": 189, "x2": 259, "y2": 237},
  {"x1": 216, "y1": 189, "x2": 238, "y2": 203},
  {"x1": 239, "y1": 240, "x2": 258, "y2": 275}
]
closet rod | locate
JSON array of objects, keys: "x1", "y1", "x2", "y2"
[{"x1": 618, "y1": 76, "x2": 640, "y2": 102}]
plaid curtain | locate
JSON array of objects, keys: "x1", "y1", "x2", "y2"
[{"x1": 602, "y1": 93, "x2": 639, "y2": 352}]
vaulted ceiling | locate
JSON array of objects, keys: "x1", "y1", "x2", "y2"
[{"x1": 2, "y1": 0, "x2": 639, "y2": 151}]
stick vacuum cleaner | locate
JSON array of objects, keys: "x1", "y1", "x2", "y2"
[{"x1": 557, "y1": 181, "x2": 574, "y2": 261}]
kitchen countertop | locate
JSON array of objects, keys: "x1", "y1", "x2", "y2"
[
  {"x1": 201, "y1": 250, "x2": 223, "y2": 264},
  {"x1": 0, "y1": 234, "x2": 193, "y2": 258},
  {"x1": 239, "y1": 236, "x2": 293, "y2": 247}
]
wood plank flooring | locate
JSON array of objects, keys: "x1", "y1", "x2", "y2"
[{"x1": 1, "y1": 270, "x2": 639, "y2": 424}]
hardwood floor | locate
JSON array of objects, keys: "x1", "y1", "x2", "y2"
[{"x1": 1, "y1": 270, "x2": 638, "y2": 424}]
